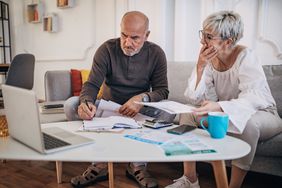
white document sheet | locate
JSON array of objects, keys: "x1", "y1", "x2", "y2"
[
  {"x1": 78, "y1": 116, "x2": 142, "y2": 132},
  {"x1": 83, "y1": 116, "x2": 141, "y2": 129},
  {"x1": 135, "y1": 100, "x2": 196, "y2": 114},
  {"x1": 160, "y1": 133, "x2": 216, "y2": 155},
  {"x1": 96, "y1": 99, "x2": 153, "y2": 122},
  {"x1": 124, "y1": 130, "x2": 177, "y2": 145}
]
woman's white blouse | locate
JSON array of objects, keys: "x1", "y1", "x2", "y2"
[{"x1": 184, "y1": 48, "x2": 276, "y2": 134}]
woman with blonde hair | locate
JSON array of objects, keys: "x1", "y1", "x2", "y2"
[{"x1": 165, "y1": 10, "x2": 282, "y2": 188}]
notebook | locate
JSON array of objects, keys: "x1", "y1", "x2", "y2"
[{"x1": 2, "y1": 84, "x2": 94, "y2": 154}]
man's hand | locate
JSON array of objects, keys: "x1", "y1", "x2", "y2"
[
  {"x1": 193, "y1": 100, "x2": 222, "y2": 116},
  {"x1": 78, "y1": 102, "x2": 96, "y2": 120},
  {"x1": 119, "y1": 95, "x2": 143, "y2": 117}
]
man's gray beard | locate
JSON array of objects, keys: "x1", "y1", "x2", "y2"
[{"x1": 122, "y1": 48, "x2": 140, "y2": 57}]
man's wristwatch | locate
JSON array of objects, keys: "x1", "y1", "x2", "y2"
[{"x1": 142, "y1": 94, "x2": 150, "y2": 102}]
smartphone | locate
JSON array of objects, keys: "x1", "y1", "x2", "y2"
[
  {"x1": 143, "y1": 119, "x2": 173, "y2": 129},
  {"x1": 167, "y1": 124, "x2": 196, "y2": 135}
]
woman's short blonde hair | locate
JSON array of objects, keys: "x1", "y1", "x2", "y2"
[{"x1": 203, "y1": 11, "x2": 243, "y2": 45}]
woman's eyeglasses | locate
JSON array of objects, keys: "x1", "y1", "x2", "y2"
[{"x1": 199, "y1": 30, "x2": 222, "y2": 41}]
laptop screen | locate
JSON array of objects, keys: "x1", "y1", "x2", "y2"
[{"x1": 2, "y1": 84, "x2": 46, "y2": 153}]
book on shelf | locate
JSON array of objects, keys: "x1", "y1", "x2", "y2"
[
  {"x1": 34, "y1": 9, "x2": 39, "y2": 21},
  {"x1": 58, "y1": 0, "x2": 68, "y2": 7},
  {"x1": 47, "y1": 17, "x2": 52, "y2": 31}
]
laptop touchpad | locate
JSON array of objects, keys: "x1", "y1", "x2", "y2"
[{"x1": 43, "y1": 127, "x2": 75, "y2": 138}]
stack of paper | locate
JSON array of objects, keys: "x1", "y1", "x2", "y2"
[
  {"x1": 135, "y1": 100, "x2": 195, "y2": 114},
  {"x1": 79, "y1": 116, "x2": 142, "y2": 132}
]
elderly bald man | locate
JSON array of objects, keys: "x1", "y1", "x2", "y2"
[{"x1": 66, "y1": 11, "x2": 174, "y2": 188}]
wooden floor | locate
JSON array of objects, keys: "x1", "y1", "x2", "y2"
[{"x1": 0, "y1": 161, "x2": 281, "y2": 188}]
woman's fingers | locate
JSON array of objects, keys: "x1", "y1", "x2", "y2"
[
  {"x1": 201, "y1": 100, "x2": 209, "y2": 106},
  {"x1": 203, "y1": 47, "x2": 217, "y2": 57},
  {"x1": 199, "y1": 46, "x2": 217, "y2": 64},
  {"x1": 205, "y1": 49, "x2": 218, "y2": 60},
  {"x1": 192, "y1": 101, "x2": 210, "y2": 116},
  {"x1": 200, "y1": 44, "x2": 208, "y2": 53},
  {"x1": 193, "y1": 107, "x2": 209, "y2": 116},
  {"x1": 194, "y1": 110, "x2": 209, "y2": 116}
]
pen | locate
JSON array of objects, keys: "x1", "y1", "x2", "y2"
[
  {"x1": 82, "y1": 128, "x2": 110, "y2": 133},
  {"x1": 85, "y1": 99, "x2": 90, "y2": 110}
]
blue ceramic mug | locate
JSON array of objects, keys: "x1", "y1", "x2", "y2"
[{"x1": 200, "y1": 112, "x2": 229, "y2": 139}]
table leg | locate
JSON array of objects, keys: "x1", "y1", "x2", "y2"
[
  {"x1": 108, "y1": 162, "x2": 114, "y2": 188},
  {"x1": 56, "y1": 161, "x2": 63, "y2": 184},
  {"x1": 211, "y1": 160, "x2": 228, "y2": 188}
]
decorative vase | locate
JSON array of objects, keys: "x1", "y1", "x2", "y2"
[{"x1": 0, "y1": 115, "x2": 8, "y2": 137}]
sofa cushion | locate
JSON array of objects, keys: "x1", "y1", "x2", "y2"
[
  {"x1": 45, "y1": 70, "x2": 72, "y2": 101},
  {"x1": 167, "y1": 62, "x2": 195, "y2": 104},
  {"x1": 256, "y1": 133, "x2": 282, "y2": 157},
  {"x1": 263, "y1": 65, "x2": 282, "y2": 118}
]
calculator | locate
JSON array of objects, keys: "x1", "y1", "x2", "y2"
[{"x1": 143, "y1": 119, "x2": 173, "y2": 129}]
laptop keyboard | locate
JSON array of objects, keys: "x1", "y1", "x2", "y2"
[{"x1": 43, "y1": 133, "x2": 71, "y2": 150}]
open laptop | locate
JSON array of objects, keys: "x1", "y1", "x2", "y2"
[{"x1": 2, "y1": 84, "x2": 94, "y2": 154}]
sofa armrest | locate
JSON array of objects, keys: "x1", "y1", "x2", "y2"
[{"x1": 44, "y1": 70, "x2": 72, "y2": 101}]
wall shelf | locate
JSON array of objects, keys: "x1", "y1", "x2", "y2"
[
  {"x1": 57, "y1": 0, "x2": 75, "y2": 9},
  {"x1": 27, "y1": 2, "x2": 43, "y2": 23},
  {"x1": 43, "y1": 14, "x2": 58, "y2": 33},
  {"x1": 0, "y1": 1, "x2": 11, "y2": 67}
]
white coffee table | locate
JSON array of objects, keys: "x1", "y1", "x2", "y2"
[{"x1": 0, "y1": 121, "x2": 250, "y2": 188}]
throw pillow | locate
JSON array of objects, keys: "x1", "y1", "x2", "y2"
[
  {"x1": 97, "y1": 82, "x2": 104, "y2": 99},
  {"x1": 70, "y1": 69, "x2": 82, "y2": 96},
  {"x1": 81, "y1": 69, "x2": 90, "y2": 84},
  {"x1": 70, "y1": 69, "x2": 104, "y2": 99},
  {"x1": 80, "y1": 69, "x2": 103, "y2": 99}
]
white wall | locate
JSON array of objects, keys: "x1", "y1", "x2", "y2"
[{"x1": 9, "y1": 0, "x2": 282, "y2": 99}]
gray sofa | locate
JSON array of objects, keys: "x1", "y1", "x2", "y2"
[{"x1": 44, "y1": 62, "x2": 282, "y2": 177}]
